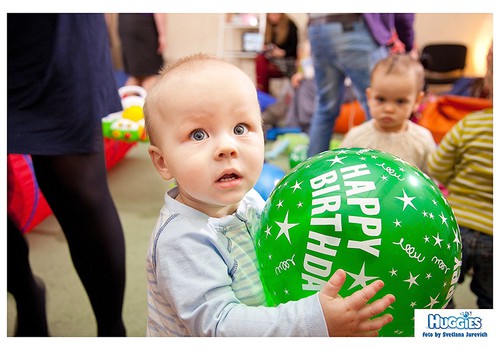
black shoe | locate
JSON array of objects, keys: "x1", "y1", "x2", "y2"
[{"x1": 15, "y1": 275, "x2": 49, "y2": 336}]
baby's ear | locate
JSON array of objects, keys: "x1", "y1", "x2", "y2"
[
  {"x1": 413, "y1": 91, "x2": 425, "y2": 111},
  {"x1": 148, "y1": 145, "x2": 174, "y2": 181},
  {"x1": 365, "y1": 87, "x2": 372, "y2": 100}
]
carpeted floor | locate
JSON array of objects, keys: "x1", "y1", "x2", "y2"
[{"x1": 6, "y1": 141, "x2": 478, "y2": 337}]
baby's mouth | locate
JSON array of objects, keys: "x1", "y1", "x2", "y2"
[{"x1": 217, "y1": 173, "x2": 240, "y2": 182}]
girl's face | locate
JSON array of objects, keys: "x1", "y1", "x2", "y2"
[
  {"x1": 267, "y1": 13, "x2": 283, "y2": 24},
  {"x1": 367, "y1": 70, "x2": 423, "y2": 133},
  {"x1": 149, "y1": 62, "x2": 265, "y2": 218}
]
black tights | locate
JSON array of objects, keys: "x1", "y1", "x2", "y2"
[{"x1": 7, "y1": 152, "x2": 126, "y2": 336}]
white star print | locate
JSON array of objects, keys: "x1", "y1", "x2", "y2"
[
  {"x1": 393, "y1": 156, "x2": 412, "y2": 166},
  {"x1": 395, "y1": 189, "x2": 417, "y2": 210},
  {"x1": 439, "y1": 212, "x2": 449, "y2": 226},
  {"x1": 432, "y1": 232, "x2": 443, "y2": 247},
  {"x1": 291, "y1": 180, "x2": 303, "y2": 192},
  {"x1": 393, "y1": 219, "x2": 402, "y2": 227},
  {"x1": 425, "y1": 293, "x2": 440, "y2": 308},
  {"x1": 276, "y1": 200, "x2": 284, "y2": 209},
  {"x1": 265, "y1": 225, "x2": 272, "y2": 237},
  {"x1": 275, "y1": 211, "x2": 299, "y2": 244},
  {"x1": 389, "y1": 268, "x2": 398, "y2": 276},
  {"x1": 327, "y1": 155, "x2": 347, "y2": 166},
  {"x1": 404, "y1": 272, "x2": 420, "y2": 289},
  {"x1": 346, "y1": 263, "x2": 378, "y2": 290}
]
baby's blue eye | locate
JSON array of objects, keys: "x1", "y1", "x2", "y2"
[
  {"x1": 234, "y1": 124, "x2": 248, "y2": 135},
  {"x1": 191, "y1": 129, "x2": 207, "y2": 141}
]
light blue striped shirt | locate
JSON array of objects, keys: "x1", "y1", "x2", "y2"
[{"x1": 146, "y1": 187, "x2": 327, "y2": 336}]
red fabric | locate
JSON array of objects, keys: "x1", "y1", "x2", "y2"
[
  {"x1": 416, "y1": 95, "x2": 492, "y2": 143},
  {"x1": 7, "y1": 154, "x2": 52, "y2": 234},
  {"x1": 103, "y1": 138, "x2": 136, "y2": 169},
  {"x1": 255, "y1": 53, "x2": 286, "y2": 93},
  {"x1": 8, "y1": 139, "x2": 136, "y2": 233}
]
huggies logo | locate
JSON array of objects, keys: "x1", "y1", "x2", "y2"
[
  {"x1": 415, "y1": 309, "x2": 493, "y2": 339},
  {"x1": 427, "y1": 311, "x2": 482, "y2": 330}
]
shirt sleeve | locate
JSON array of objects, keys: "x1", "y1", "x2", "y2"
[
  {"x1": 394, "y1": 13, "x2": 415, "y2": 52},
  {"x1": 155, "y1": 217, "x2": 328, "y2": 336},
  {"x1": 427, "y1": 120, "x2": 463, "y2": 186}
]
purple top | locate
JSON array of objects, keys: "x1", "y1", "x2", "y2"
[{"x1": 362, "y1": 13, "x2": 415, "y2": 52}]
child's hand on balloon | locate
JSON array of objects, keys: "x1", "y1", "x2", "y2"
[{"x1": 318, "y1": 269, "x2": 395, "y2": 337}]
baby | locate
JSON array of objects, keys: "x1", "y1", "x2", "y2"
[
  {"x1": 340, "y1": 54, "x2": 435, "y2": 172},
  {"x1": 143, "y1": 53, "x2": 395, "y2": 336}
]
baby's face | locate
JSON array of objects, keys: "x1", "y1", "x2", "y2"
[
  {"x1": 150, "y1": 62, "x2": 264, "y2": 217},
  {"x1": 367, "y1": 70, "x2": 422, "y2": 133}
]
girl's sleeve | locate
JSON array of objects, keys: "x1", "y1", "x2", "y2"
[{"x1": 427, "y1": 120, "x2": 463, "y2": 186}]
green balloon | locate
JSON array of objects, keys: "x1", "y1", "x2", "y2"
[{"x1": 255, "y1": 148, "x2": 462, "y2": 337}]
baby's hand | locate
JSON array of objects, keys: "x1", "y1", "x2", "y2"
[{"x1": 319, "y1": 269, "x2": 395, "y2": 337}]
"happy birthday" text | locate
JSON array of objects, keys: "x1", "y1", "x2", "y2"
[{"x1": 301, "y1": 164, "x2": 382, "y2": 291}]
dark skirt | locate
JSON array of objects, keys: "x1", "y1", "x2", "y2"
[
  {"x1": 7, "y1": 14, "x2": 122, "y2": 155},
  {"x1": 118, "y1": 14, "x2": 164, "y2": 77}
]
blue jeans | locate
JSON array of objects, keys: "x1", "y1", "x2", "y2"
[
  {"x1": 459, "y1": 227, "x2": 493, "y2": 309},
  {"x1": 307, "y1": 20, "x2": 388, "y2": 157}
]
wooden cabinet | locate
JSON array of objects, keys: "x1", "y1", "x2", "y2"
[{"x1": 217, "y1": 13, "x2": 266, "y2": 81}]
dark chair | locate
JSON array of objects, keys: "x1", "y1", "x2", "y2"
[{"x1": 420, "y1": 44, "x2": 467, "y2": 86}]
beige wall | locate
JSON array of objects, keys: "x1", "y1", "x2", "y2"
[
  {"x1": 164, "y1": 13, "x2": 220, "y2": 61},
  {"x1": 112, "y1": 13, "x2": 493, "y2": 79},
  {"x1": 414, "y1": 13, "x2": 492, "y2": 76}
]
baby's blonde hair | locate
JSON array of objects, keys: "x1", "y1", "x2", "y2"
[
  {"x1": 143, "y1": 53, "x2": 227, "y2": 146},
  {"x1": 371, "y1": 54, "x2": 425, "y2": 92}
]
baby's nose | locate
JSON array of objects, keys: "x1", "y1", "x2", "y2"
[{"x1": 215, "y1": 137, "x2": 239, "y2": 159}]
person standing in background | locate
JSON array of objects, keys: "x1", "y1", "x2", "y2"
[
  {"x1": 427, "y1": 43, "x2": 493, "y2": 309},
  {"x1": 8, "y1": 14, "x2": 126, "y2": 336},
  {"x1": 118, "y1": 13, "x2": 167, "y2": 91},
  {"x1": 306, "y1": 13, "x2": 415, "y2": 157},
  {"x1": 255, "y1": 13, "x2": 298, "y2": 94}
]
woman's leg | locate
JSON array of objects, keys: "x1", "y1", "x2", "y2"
[
  {"x1": 7, "y1": 216, "x2": 49, "y2": 336},
  {"x1": 32, "y1": 151, "x2": 126, "y2": 336}
]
